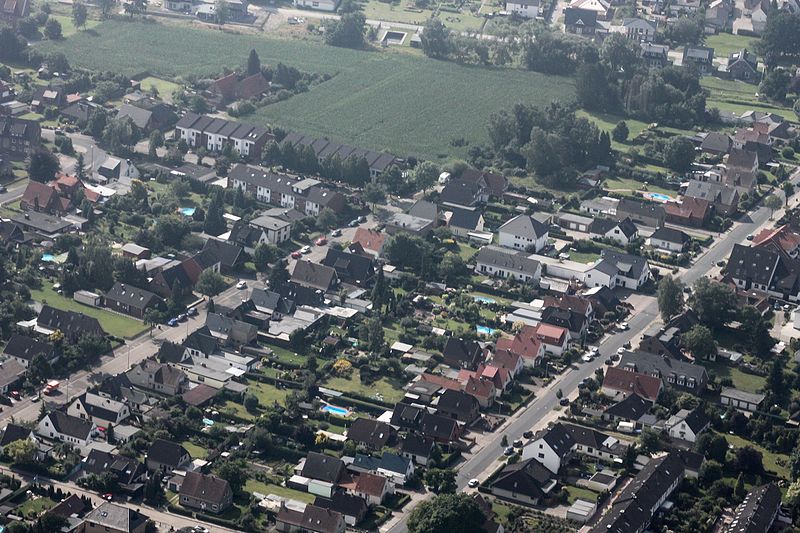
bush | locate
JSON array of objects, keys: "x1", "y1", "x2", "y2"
[{"x1": 782, "y1": 147, "x2": 795, "y2": 159}]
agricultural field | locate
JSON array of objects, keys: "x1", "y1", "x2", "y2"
[
  {"x1": 38, "y1": 20, "x2": 575, "y2": 160},
  {"x1": 701, "y1": 76, "x2": 797, "y2": 120}
]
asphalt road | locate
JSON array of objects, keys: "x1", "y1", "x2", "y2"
[
  {"x1": 0, "y1": 181, "x2": 28, "y2": 206},
  {"x1": 385, "y1": 169, "x2": 800, "y2": 533}
]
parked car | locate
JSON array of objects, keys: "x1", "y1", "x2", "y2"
[
  {"x1": 102, "y1": 493, "x2": 113, "y2": 501},
  {"x1": 746, "y1": 234, "x2": 754, "y2": 241},
  {"x1": 331, "y1": 229, "x2": 342, "y2": 237},
  {"x1": 522, "y1": 430, "x2": 533, "y2": 439},
  {"x1": 0, "y1": 185, "x2": 7, "y2": 193},
  {"x1": 348, "y1": 219, "x2": 360, "y2": 227},
  {"x1": 617, "y1": 347, "x2": 626, "y2": 355},
  {"x1": 291, "y1": 251, "x2": 302, "y2": 259},
  {"x1": 468, "y1": 479, "x2": 479, "y2": 488},
  {"x1": 315, "y1": 237, "x2": 327, "y2": 246},
  {"x1": 619, "y1": 322, "x2": 629, "y2": 330},
  {"x1": 178, "y1": 313, "x2": 187, "y2": 322},
  {"x1": 717, "y1": 260, "x2": 726, "y2": 267},
  {"x1": 301, "y1": 245, "x2": 311, "y2": 254},
  {"x1": 622, "y1": 341, "x2": 631, "y2": 349},
  {"x1": 168, "y1": 318, "x2": 178, "y2": 327},
  {"x1": 236, "y1": 280, "x2": 247, "y2": 289},
  {"x1": 605, "y1": 358, "x2": 613, "y2": 365},
  {"x1": 588, "y1": 346, "x2": 599, "y2": 355},
  {"x1": 559, "y1": 398, "x2": 569, "y2": 406},
  {"x1": 503, "y1": 446, "x2": 515, "y2": 456},
  {"x1": 581, "y1": 354, "x2": 593, "y2": 363},
  {"x1": 187, "y1": 307, "x2": 198, "y2": 317},
  {"x1": 512, "y1": 439, "x2": 523, "y2": 448}
]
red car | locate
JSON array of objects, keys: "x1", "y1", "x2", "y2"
[
  {"x1": 315, "y1": 237, "x2": 327, "y2": 246},
  {"x1": 102, "y1": 493, "x2": 113, "y2": 501},
  {"x1": 291, "y1": 251, "x2": 302, "y2": 259}
]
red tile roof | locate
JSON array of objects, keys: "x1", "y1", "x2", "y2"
[
  {"x1": 491, "y1": 349, "x2": 522, "y2": 374},
  {"x1": 535, "y1": 323, "x2": 568, "y2": 346},
  {"x1": 352, "y1": 228, "x2": 386, "y2": 254},
  {"x1": 21, "y1": 181, "x2": 59, "y2": 211},
  {"x1": 354, "y1": 472, "x2": 387, "y2": 497},
  {"x1": 496, "y1": 325, "x2": 544, "y2": 361},
  {"x1": 753, "y1": 225, "x2": 800, "y2": 255},
  {"x1": 419, "y1": 373, "x2": 462, "y2": 391},
  {"x1": 665, "y1": 197, "x2": 710, "y2": 222},
  {"x1": 464, "y1": 376, "x2": 495, "y2": 400},
  {"x1": 602, "y1": 366, "x2": 662, "y2": 402}
]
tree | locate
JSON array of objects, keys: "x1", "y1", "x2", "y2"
[
  {"x1": 767, "y1": 360, "x2": 787, "y2": 405},
  {"x1": 253, "y1": 243, "x2": 277, "y2": 271},
  {"x1": 214, "y1": 0, "x2": 229, "y2": 25},
  {"x1": 601, "y1": 32, "x2": 640, "y2": 75},
  {"x1": 203, "y1": 200, "x2": 226, "y2": 236},
  {"x1": 695, "y1": 432, "x2": 727, "y2": 462},
  {"x1": 195, "y1": 270, "x2": 227, "y2": 297},
  {"x1": 639, "y1": 428, "x2": 661, "y2": 454},
  {"x1": 782, "y1": 181, "x2": 795, "y2": 206},
  {"x1": 268, "y1": 260, "x2": 290, "y2": 288},
  {"x1": 758, "y1": 10, "x2": 800, "y2": 62},
  {"x1": 438, "y1": 252, "x2": 467, "y2": 284},
  {"x1": 414, "y1": 161, "x2": 440, "y2": 193},
  {"x1": 657, "y1": 275, "x2": 684, "y2": 321},
  {"x1": 423, "y1": 468, "x2": 457, "y2": 494},
  {"x1": 612, "y1": 121, "x2": 629, "y2": 143},
  {"x1": 689, "y1": 278, "x2": 738, "y2": 331},
  {"x1": 739, "y1": 305, "x2": 775, "y2": 357},
  {"x1": 143, "y1": 473, "x2": 164, "y2": 503},
  {"x1": 420, "y1": 18, "x2": 451, "y2": 59},
  {"x1": 366, "y1": 316, "x2": 384, "y2": 352},
  {"x1": 28, "y1": 147, "x2": 60, "y2": 182},
  {"x1": 325, "y1": 12, "x2": 366, "y2": 49},
  {"x1": 4, "y1": 439, "x2": 37, "y2": 464},
  {"x1": 370, "y1": 268, "x2": 387, "y2": 310},
  {"x1": 43, "y1": 18, "x2": 63, "y2": 40},
  {"x1": 97, "y1": 0, "x2": 116, "y2": 17},
  {"x1": 123, "y1": 0, "x2": 147, "y2": 17},
  {"x1": 74, "y1": 152, "x2": 87, "y2": 181},
  {"x1": 215, "y1": 460, "x2": 248, "y2": 494},
  {"x1": 662, "y1": 136, "x2": 696, "y2": 173},
  {"x1": 785, "y1": 480, "x2": 800, "y2": 522},
  {"x1": 363, "y1": 182, "x2": 386, "y2": 212},
  {"x1": 72, "y1": 1, "x2": 88, "y2": 29},
  {"x1": 575, "y1": 63, "x2": 616, "y2": 113},
  {"x1": 148, "y1": 130, "x2": 164, "y2": 158},
  {"x1": 760, "y1": 69, "x2": 791, "y2": 101},
  {"x1": 765, "y1": 194, "x2": 782, "y2": 217},
  {"x1": 733, "y1": 446, "x2": 764, "y2": 475},
  {"x1": 243, "y1": 393, "x2": 259, "y2": 412},
  {"x1": 682, "y1": 325, "x2": 716, "y2": 360},
  {"x1": 246, "y1": 48, "x2": 261, "y2": 76},
  {"x1": 408, "y1": 493, "x2": 485, "y2": 533},
  {"x1": 317, "y1": 208, "x2": 337, "y2": 232}
]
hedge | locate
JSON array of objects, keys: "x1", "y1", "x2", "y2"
[
  {"x1": 196, "y1": 512, "x2": 241, "y2": 530},
  {"x1": 167, "y1": 503, "x2": 194, "y2": 517},
  {"x1": 245, "y1": 371, "x2": 302, "y2": 389}
]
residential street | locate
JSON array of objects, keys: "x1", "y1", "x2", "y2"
[{"x1": 383, "y1": 168, "x2": 800, "y2": 533}]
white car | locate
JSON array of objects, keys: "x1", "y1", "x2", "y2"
[
  {"x1": 589, "y1": 346, "x2": 599, "y2": 355},
  {"x1": 617, "y1": 347, "x2": 626, "y2": 355},
  {"x1": 236, "y1": 281, "x2": 247, "y2": 289},
  {"x1": 301, "y1": 245, "x2": 312, "y2": 254},
  {"x1": 619, "y1": 322, "x2": 629, "y2": 330},
  {"x1": 581, "y1": 354, "x2": 593, "y2": 363},
  {"x1": 468, "y1": 479, "x2": 479, "y2": 488}
]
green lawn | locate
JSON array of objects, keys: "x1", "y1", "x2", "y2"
[
  {"x1": 701, "y1": 76, "x2": 796, "y2": 120},
  {"x1": 704, "y1": 33, "x2": 759, "y2": 59},
  {"x1": 181, "y1": 440, "x2": 209, "y2": 460},
  {"x1": 37, "y1": 19, "x2": 575, "y2": 160},
  {"x1": 14, "y1": 496, "x2": 55, "y2": 518},
  {"x1": 702, "y1": 360, "x2": 765, "y2": 394},
  {"x1": 138, "y1": 76, "x2": 181, "y2": 99},
  {"x1": 323, "y1": 369, "x2": 405, "y2": 403},
  {"x1": 49, "y1": 14, "x2": 101, "y2": 38},
  {"x1": 577, "y1": 110, "x2": 650, "y2": 149},
  {"x1": 244, "y1": 479, "x2": 316, "y2": 503},
  {"x1": 265, "y1": 344, "x2": 307, "y2": 366},
  {"x1": 248, "y1": 379, "x2": 291, "y2": 406},
  {"x1": 567, "y1": 251, "x2": 600, "y2": 264},
  {"x1": 564, "y1": 485, "x2": 599, "y2": 504},
  {"x1": 604, "y1": 177, "x2": 676, "y2": 197},
  {"x1": 721, "y1": 432, "x2": 790, "y2": 480},
  {"x1": 30, "y1": 282, "x2": 149, "y2": 338}
]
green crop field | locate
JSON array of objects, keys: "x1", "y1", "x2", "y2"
[{"x1": 38, "y1": 20, "x2": 575, "y2": 160}]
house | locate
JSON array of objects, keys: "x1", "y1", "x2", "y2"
[
  {"x1": 619, "y1": 350, "x2": 708, "y2": 395},
  {"x1": 2, "y1": 334, "x2": 56, "y2": 368},
  {"x1": 126, "y1": 359, "x2": 187, "y2": 395},
  {"x1": 682, "y1": 46, "x2": 715, "y2": 74},
  {"x1": 447, "y1": 206, "x2": 484, "y2": 238},
  {"x1": 726, "y1": 243, "x2": 782, "y2": 294},
  {"x1": 418, "y1": 411, "x2": 461, "y2": 444},
  {"x1": 276, "y1": 502, "x2": 346, "y2": 533},
  {"x1": 0, "y1": 423, "x2": 34, "y2": 448},
  {"x1": 116, "y1": 101, "x2": 177, "y2": 132},
  {"x1": 700, "y1": 132, "x2": 733, "y2": 155},
  {"x1": 720, "y1": 388, "x2": 765, "y2": 412},
  {"x1": 649, "y1": 227, "x2": 690, "y2": 253},
  {"x1": 104, "y1": 282, "x2": 164, "y2": 320},
  {"x1": 541, "y1": 306, "x2": 588, "y2": 342},
  {"x1": 205, "y1": 312, "x2": 257, "y2": 346},
  {"x1": 281, "y1": 131, "x2": 397, "y2": 179},
  {"x1": 490, "y1": 458, "x2": 555, "y2": 506},
  {"x1": 705, "y1": 0, "x2": 732, "y2": 30},
  {"x1": 726, "y1": 147, "x2": 759, "y2": 177},
  {"x1": 36, "y1": 305, "x2": 107, "y2": 340},
  {"x1": 435, "y1": 389, "x2": 481, "y2": 424},
  {"x1": 640, "y1": 43, "x2": 670, "y2": 68},
  {"x1": 684, "y1": 180, "x2": 739, "y2": 216},
  {"x1": 440, "y1": 179, "x2": 487, "y2": 207},
  {"x1": 569, "y1": 0, "x2": 610, "y2": 19},
  {"x1": 36, "y1": 410, "x2": 96, "y2": 448},
  {"x1": 81, "y1": 449, "x2": 146, "y2": 493},
  {"x1": 474, "y1": 246, "x2": 542, "y2": 283},
  {"x1": 20, "y1": 181, "x2": 66, "y2": 214},
  {"x1": 175, "y1": 113, "x2": 273, "y2": 160},
  {"x1": 67, "y1": 391, "x2": 130, "y2": 428},
  {"x1": 463, "y1": 375, "x2": 497, "y2": 407},
  {"x1": 498, "y1": 214, "x2": 549, "y2": 252},
  {"x1": 0, "y1": 0, "x2": 29, "y2": 25},
  {"x1": 207, "y1": 72, "x2": 270, "y2": 105},
  {"x1": 201, "y1": 239, "x2": 244, "y2": 274},
  {"x1": 588, "y1": 217, "x2": 638, "y2": 245},
  {"x1": 346, "y1": 418, "x2": 396, "y2": 450},
  {"x1": 321, "y1": 248, "x2": 374, "y2": 287},
  {"x1": 491, "y1": 347, "x2": 525, "y2": 377},
  {"x1": 603, "y1": 393, "x2": 654, "y2": 429},
  {"x1": 146, "y1": 439, "x2": 191, "y2": 473},
  {"x1": 727, "y1": 49, "x2": 759, "y2": 82},
  {"x1": 621, "y1": 17, "x2": 656, "y2": 42},
  {"x1": 248, "y1": 215, "x2": 291, "y2": 245},
  {"x1": 385, "y1": 213, "x2": 434, "y2": 236},
  {"x1": 724, "y1": 483, "x2": 782, "y2": 533},
  {"x1": 665, "y1": 197, "x2": 711, "y2": 228},
  {"x1": 229, "y1": 164, "x2": 346, "y2": 215},
  {"x1": 600, "y1": 249, "x2": 651, "y2": 290},
  {"x1": 557, "y1": 212, "x2": 593, "y2": 233},
  {"x1": 179, "y1": 471, "x2": 233, "y2": 514},
  {"x1": 505, "y1": 0, "x2": 539, "y2": 16},
  {"x1": 666, "y1": 407, "x2": 709, "y2": 443},
  {"x1": 292, "y1": 260, "x2": 338, "y2": 292},
  {"x1": 751, "y1": 3, "x2": 769, "y2": 33},
  {"x1": 400, "y1": 434, "x2": 436, "y2": 466},
  {"x1": 616, "y1": 198, "x2": 665, "y2": 227},
  {"x1": 352, "y1": 228, "x2": 386, "y2": 258},
  {"x1": 314, "y1": 494, "x2": 367, "y2": 527},
  {"x1": 148, "y1": 261, "x2": 194, "y2": 299},
  {"x1": 0, "y1": 220, "x2": 27, "y2": 247},
  {"x1": 442, "y1": 337, "x2": 483, "y2": 370},
  {"x1": 581, "y1": 196, "x2": 619, "y2": 216},
  {"x1": 522, "y1": 423, "x2": 620, "y2": 474},
  {"x1": 11, "y1": 211, "x2": 73, "y2": 237},
  {"x1": 350, "y1": 451, "x2": 413, "y2": 485},
  {"x1": 590, "y1": 453, "x2": 699, "y2": 533},
  {"x1": 0, "y1": 116, "x2": 40, "y2": 158},
  {"x1": 564, "y1": 7, "x2": 601, "y2": 34},
  {"x1": 349, "y1": 471, "x2": 392, "y2": 506},
  {"x1": 407, "y1": 201, "x2": 441, "y2": 225},
  {"x1": 602, "y1": 366, "x2": 663, "y2": 402},
  {"x1": 83, "y1": 502, "x2": 148, "y2": 533},
  {"x1": 753, "y1": 225, "x2": 800, "y2": 258}
]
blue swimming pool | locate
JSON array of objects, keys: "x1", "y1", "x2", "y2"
[
  {"x1": 473, "y1": 296, "x2": 496, "y2": 304},
  {"x1": 202, "y1": 417, "x2": 215, "y2": 426},
  {"x1": 180, "y1": 207, "x2": 196, "y2": 216},
  {"x1": 41, "y1": 253, "x2": 55, "y2": 262},
  {"x1": 477, "y1": 325, "x2": 497, "y2": 336},
  {"x1": 322, "y1": 405, "x2": 350, "y2": 417},
  {"x1": 644, "y1": 192, "x2": 672, "y2": 203}
]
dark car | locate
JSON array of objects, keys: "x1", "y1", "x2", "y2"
[
  {"x1": 605, "y1": 358, "x2": 613, "y2": 365},
  {"x1": 523, "y1": 430, "x2": 533, "y2": 439},
  {"x1": 559, "y1": 398, "x2": 569, "y2": 406},
  {"x1": 503, "y1": 446, "x2": 515, "y2": 456},
  {"x1": 187, "y1": 307, "x2": 198, "y2": 317},
  {"x1": 512, "y1": 439, "x2": 523, "y2": 448}
]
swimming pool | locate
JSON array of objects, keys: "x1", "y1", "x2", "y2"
[
  {"x1": 473, "y1": 296, "x2": 496, "y2": 304},
  {"x1": 322, "y1": 404, "x2": 351, "y2": 417},
  {"x1": 477, "y1": 325, "x2": 497, "y2": 336},
  {"x1": 202, "y1": 417, "x2": 215, "y2": 426},
  {"x1": 41, "y1": 253, "x2": 55, "y2": 262},
  {"x1": 180, "y1": 207, "x2": 196, "y2": 216},
  {"x1": 643, "y1": 192, "x2": 672, "y2": 203}
]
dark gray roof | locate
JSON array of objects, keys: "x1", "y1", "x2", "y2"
[
  {"x1": 84, "y1": 502, "x2": 148, "y2": 533},
  {"x1": 727, "y1": 148, "x2": 758, "y2": 169},
  {"x1": 321, "y1": 248, "x2": 374, "y2": 285},
  {"x1": 701, "y1": 132, "x2": 732, "y2": 153},
  {"x1": 619, "y1": 350, "x2": 708, "y2": 385},
  {"x1": 604, "y1": 393, "x2": 653, "y2": 420},
  {"x1": 565, "y1": 7, "x2": 598, "y2": 27},
  {"x1": 590, "y1": 217, "x2": 638, "y2": 239},
  {"x1": 179, "y1": 471, "x2": 231, "y2": 504},
  {"x1": 418, "y1": 411, "x2": 459, "y2": 441},
  {"x1": 616, "y1": 198, "x2": 665, "y2": 223},
  {"x1": 202, "y1": 239, "x2": 243, "y2": 269},
  {"x1": 0, "y1": 424, "x2": 31, "y2": 447},
  {"x1": 726, "y1": 483, "x2": 781, "y2": 533},
  {"x1": 37, "y1": 305, "x2": 106, "y2": 337},
  {"x1": 400, "y1": 433, "x2": 435, "y2": 458},
  {"x1": 499, "y1": 214, "x2": 548, "y2": 240},
  {"x1": 536, "y1": 423, "x2": 574, "y2": 458},
  {"x1": 448, "y1": 206, "x2": 482, "y2": 231},
  {"x1": 346, "y1": 418, "x2": 395, "y2": 449},
  {"x1": 727, "y1": 243, "x2": 779, "y2": 286},
  {"x1": 47, "y1": 410, "x2": 94, "y2": 440},
  {"x1": 147, "y1": 438, "x2": 190, "y2": 466},
  {"x1": 11, "y1": 211, "x2": 72, "y2": 235},
  {"x1": 302, "y1": 452, "x2": 345, "y2": 483},
  {"x1": 681, "y1": 408, "x2": 710, "y2": 433},
  {"x1": 116, "y1": 104, "x2": 152, "y2": 130},
  {"x1": 205, "y1": 312, "x2": 257, "y2": 340},
  {"x1": 408, "y1": 200, "x2": 440, "y2": 222},
  {"x1": 442, "y1": 337, "x2": 482, "y2": 369},
  {"x1": 440, "y1": 179, "x2": 482, "y2": 207},
  {"x1": 600, "y1": 249, "x2": 649, "y2": 280},
  {"x1": 291, "y1": 260, "x2": 338, "y2": 291},
  {"x1": 250, "y1": 288, "x2": 295, "y2": 315},
  {"x1": 684, "y1": 180, "x2": 739, "y2": 206},
  {"x1": 650, "y1": 227, "x2": 690, "y2": 244},
  {"x1": 3, "y1": 334, "x2": 54, "y2": 362},
  {"x1": 105, "y1": 282, "x2": 163, "y2": 311},
  {"x1": 491, "y1": 458, "x2": 553, "y2": 500},
  {"x1": 314, "y1": 493, "x2": 367, "y2": 520},
  {"x1": 436, "y1": 389, "x2": 480, "y2": 419}
]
